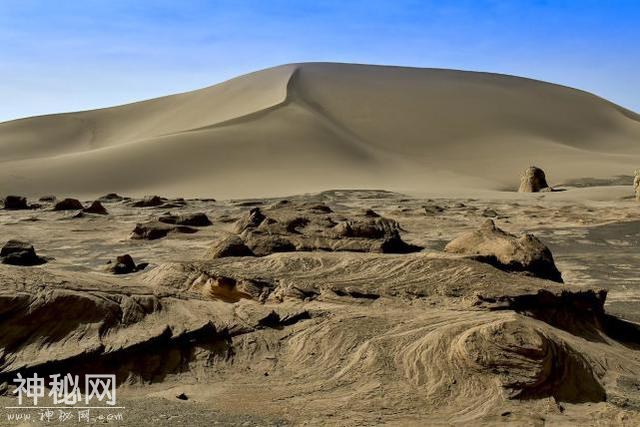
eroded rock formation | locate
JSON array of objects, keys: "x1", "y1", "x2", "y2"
[
  {"x1": 130, "y1": 195, "x2": 166, "y2": 207},
  {"x1": 0, "y1": 240, "x2": 46, "y2": 266},
  {"x1": 131, "y1": 221, "x2": 198, "y2": 240},
  {"x1": 222, "y1": 202, "x2": 421, "y2": 256},
  {"x1": 83, "y1": 201, "x2": 109, "y2": 215},
  {"x1": 207, "y1": 235, "x2": 255, "y2": 259},
  {"x1": 518, "y1": 166, "x2": 551, "y2": 192},
  {"x1": 159, "y1": 212, "x2": 212, "y2": 227},
  {"x1": 1, "y1": 189, "x2": 639, "y2": 424},
  {"x1": 107, "y1": 254, "x2": 148, "y2": 274},
  {"x1": 3, "y1": 195, "x2": 30, "y2": 210},
  {"x1": 53, "y1": 198, "x2": 83, "y2": 211},
  {"x1": 444, "y1": 219, "x2": 563, "y2": 282},
  {"x1": 97, "y1": 193, "x2": 125, "y2": 203}
]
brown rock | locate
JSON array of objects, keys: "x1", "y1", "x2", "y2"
[
  {"x1": 159, "y1": 212, "x2": 211, "y2": 227},
  {"x1": 243, "y1": 234, "x2": 296, "y2": 257},
  {"x1": 1, "y1": 240, "x2": 46, "y2": 266},
  {"x1": 445, "y1": 219, "x2": 562, "y2": 282},
  {"x1": 306, "y1": 204, "x2": 333, "y2": 213},
  {"x1": 234, "y1": 207, "x2": 269, "y2": 233},
  {"x1": 110, "y1": 254, "x2": 137, "y2": 274},
  {"x1": 518, "y1": 166, "x2": 551, "y2": 193},
  {"x1": 332, "y1": 217, "x2": 401, "y2": 239},
  {"x1": 53, "y1": 198, "x2": 83, "y2": 211},
  {"x1": 97, "y1": 193, "x2": 125, "y2": 203},
  {"x1": 131, "y1": 195, "x2": 166, "y2": 207},
  {"x1": 131, "y1": 221, "x2": 197, "y2": 240},
  {"x1": 83, "y1": 201, "x2": 108, "y2": 215},
  {"x1": 206, "y1": 235, "x2": 254, "y2": 259},
  {"x1": 3, "y1": 195, "x2": 29, "y2": 210}
]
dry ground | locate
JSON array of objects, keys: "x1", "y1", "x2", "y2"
[{"x1": 0, "y1": 187, "x2": 639, "y2": 426}]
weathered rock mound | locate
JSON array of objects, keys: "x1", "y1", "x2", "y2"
[
  {"x1": 457, "y1": 317, "x2": 605, "y2": 402},
  {"x1": 53, "y1": 198, "x2": 83, "y2": 211},
  {"x1": 2, "y1": 195, "x2": 30, "y2": 210},
  {"x1": 518, "y1": 166, "x2": 551, "y2": 193},
  {"x1": 130, "y1": 221, "x2": 198, "y2": 240},
  {"x1": 130, "y1": 195, "x2": 166, "y2": 207},
  {"x1": 0, "y1": 266, "x2": 231, "y2": 386},
  {"x1": 159, "y1": 212, "x2": 212, "y2": 227},
  {"x1": 207, "y1": 235, "x2": 255, "y2": 259},
  {"x1": 97, "y1": 193, "x2": 126, "y2": 203},
  {"x1": 1, "y1": 240, "x2": 46, "y2": 266},
  {"x1": 38, "y1": 195, "x2": 56, "y2": 203},
  {"x1": 83, "y1": 201, "x2": 108, "y2": 215},
  {"x1": 216, "y1": 203, "x2": 420, "y2": 257},
  {"x1": 233, "y1": 207, "x2": 270, "y2": 234},
  {"x1": 107, "y1": 254, "x2": 148, "y2": 275},
  {"x1": 444, "y1": 219, "x2": 563, "y2": 282}
]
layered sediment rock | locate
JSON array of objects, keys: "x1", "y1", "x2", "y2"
[
  {"x1": 219, "y1": 203, "x2": 421, "y2": 257},
  {"x1": 445, "y1": 219, "x2": 563, "y2": 282}
]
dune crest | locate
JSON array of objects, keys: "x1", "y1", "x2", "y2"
[{"x1": 0, "y1": 63, "x2": 639, "y2": 198}]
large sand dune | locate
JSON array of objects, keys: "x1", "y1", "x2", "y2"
[{"x1": 1, "y1": 63, "x2": 639, "y2": 198}]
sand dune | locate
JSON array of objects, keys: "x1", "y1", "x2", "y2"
[{"x1": 0, "y1": 63, "x2": 639, "y2": 198}]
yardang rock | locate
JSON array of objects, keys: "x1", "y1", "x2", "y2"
[{"x1": 444, "y1": 219, "x2": 562, "y2": 282}]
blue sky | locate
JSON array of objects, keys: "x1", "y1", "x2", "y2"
[{"x1": 0, "y1": 0, "x2": 638, "y2": 122}]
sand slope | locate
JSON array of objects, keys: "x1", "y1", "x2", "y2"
[{"x1": 0, "y1": 63, "x2": 638, "y2": 198}]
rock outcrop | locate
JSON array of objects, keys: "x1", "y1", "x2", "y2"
[
  {"x1": 131, "y1": 221, "x2": 198, "y2": 240},
  {"x1": 243, "y1": 234, "x2": 296, "y2": 257},
  {"x1": 3, "y1": 195, "x2": 29, "y2": 210},
  {"x1": 108, "y1": 254, "x2": 147, "y2": 274},
  {"x1": 444, "y1": 219, "x2": 563, "y2": 282},
  {"x1": 97, "y1": 193, "x2": 125, "y2": 203},
  {"x1": 227, "y1": 202, "x2": 421, "y2": 256},
  {"x1": 0, "y1": 240, "x2": 46, "y2": 266},
  {"x1": 159, "y1": 212, "x2": 212, "y2": 227},
  {"x1": 206, "y1": 235, "x2": 255, "y2": 259},
  {"x1": 83, "y1": 201, "x2": 109, "y2": 215},
  {"x1": 634, "y1": 169, "x2": 640, "y2": 201},
  {"x1": 53, "y1": 198, "x2": 83, "y2": 211},
  {"x1": 130, "y1": 195, "x2": 166, "y2": 207},
  {"x1": 234, "y1": 207, "x2": 269, "y2": 233},
  {"x1": 518, "y1": 166, "x2": 551, "y2": 192}
]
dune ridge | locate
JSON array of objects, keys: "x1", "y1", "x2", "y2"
[{"x1": 0, "y1": 63, "x2": 639, "y2": 199}]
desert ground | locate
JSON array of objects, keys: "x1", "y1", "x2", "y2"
[{"x1": 1, "y1": 64, "x2": 640, "y2": 426}]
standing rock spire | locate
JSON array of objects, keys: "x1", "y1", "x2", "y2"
[{"x1": 518, "y1": 166, "x2": 551, "y2": 193}]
